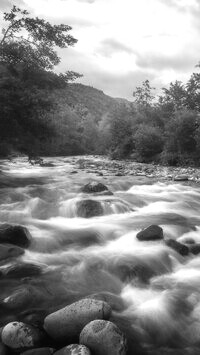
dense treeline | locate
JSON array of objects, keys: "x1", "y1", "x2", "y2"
[{"x1": 1, "y1": 5, "x2": 200, "y2": 166}]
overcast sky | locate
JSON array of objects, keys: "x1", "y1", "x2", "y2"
[{"x1": 1, "y1": 0, "x2": 200, "y2": 99}]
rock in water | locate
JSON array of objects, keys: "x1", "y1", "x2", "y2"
[
  {"x1": 136, "y1": 225, "x2": 163, "y2": 241},
  {"x1": 54, "y1": 344, "x2": 91, "y2": 355},
  {"x1": 81, "y1": 182, "x2": 110, "y2": 194},
  {"x1": 76, "y1": 200, "x2": 103, "y2": 218},
  {"x1": 165, "y1": 239, "x2": 189, "y2": 256},
  {"x1": 0, "y1": 243, "x2": 24, "y2": 261},
  {"x1": 174, "y1": 174, "x2": 188, "y2": 181},
  {"x1": 3, "y1": 262, "x2": 42, "y2": 278},
  {"x1": 1, "y1": 322, "x2": 42, "y2": 350},
  {"x1": 21, "y1": 348, "x2": 54, "y2": 355},
  {"x1": 44, "y1": 298, "x2": 111, "y2": 342},
  {"x1": 189, "y1": 243, "x2": 200, "y2": 255},
  {"x1": 79, "y1": 320, "x2": 127, "y2": 355},
  {"x1": 0, "y1": 224, "x2": 32, "y2": 248}
]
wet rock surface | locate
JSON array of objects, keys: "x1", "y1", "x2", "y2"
[
  {"x1": 136, "y1": 225, "x2": 164, "y2": 241},
  {"x1": 76, "y1": 200, "x2": 104, "y2": 218},
  {"x1": 0, "y1": 225, "x2": 32, "y2": 248},
  {"x1": 44, "y1": 298, "x2": 112, "y2": 342},
  {"x1": 79, "y1": 320, "x2": 127, "y2": 355},
  {"x1": 54, "y1": 344, "x2": 91, "y2": 355},
  {"x1": 1, "y1": 322, "x2": 43, "y2": 350},
  {"x1": 165, "y1": 239, "x2": 189, "y2": 256}
]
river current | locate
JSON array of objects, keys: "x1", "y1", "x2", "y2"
[{"x1": 1, "y1": 156, "x2": 200, "y2": 355}]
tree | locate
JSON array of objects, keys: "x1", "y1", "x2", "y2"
[
  {"x1": 134, "y1": 125, "x2": 163, "y2": 158},
  {"x1": 133, "y1": 80, "x2": 155, "y2": 108},
  {"x1": 160, "y1": 81, "x2": 186, "y2": 111},
  {"x1": 0, "y1": 5, "x2": 82, "y2": 155}
]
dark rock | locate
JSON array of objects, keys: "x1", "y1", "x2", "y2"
[
  {"x1": 21, "y1": 348, "x2": 54, "y2": 355},
  {"x1": 1, "y1": 322, "x2": 43, "y2": 350},
  {"x1": 81, "y1": 182, "x2": 110, "y2": 194},
  {"x1": 0, "y1": 243, "x2": 24, "y2": 261},
  {"x1": 3, "y1": 262, "x2": 43, "y2": 279},
  {"x1": 0, "y1": 342, "x2": 7, "y2": 355},
  {"x1": 54, "y1": 344, "x2": 91, "y2": 355},
  {"x1": 189, "y1": 243, "x2": 200, "y2": 255},
  {"x1": 44, "y1": 298, "x2": 111, "y2": 342},
  {"x1": 136, "y1": 225, "x2": 163, "y2": 241},
  {"x1": 79, "y1": 320, "x2": 127, "y2": 355},
  {"x1": 0, "y1": 224, "x2": 32, "y2": 248},
  {"x1": 165, "y1": 239, "x2": 189, "y2": 256},
  {"x1": 76, "y1": 200, "x2": 103, "y2": 218},
  {"x1": 174, "y1": 175, "x2": 189, "y2": 181}
]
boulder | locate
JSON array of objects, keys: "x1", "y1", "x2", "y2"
[
  {"x1": 2, "y1": 322, "x2": 43, "y2": 350},
  {"x1": 0, "y1": 243, "x2": 24, "y2": 261},
  {"x1": 54, "y1": 344, "x2": 91, "y2": 355},
  {"x1": 174, "y1": 175, "x2": 188, "y2": 181},
  {"x1": 136, "y1": 225, "x2": 163, "y2": 241},
  {"x1": 3, "y1": 262, "x2": 42, "y2": 279},
  {"x1": 165, "y1": 239, "x2": 189, "y2": 256},
  {"x1": 21, "y1": 348, "x2": 54, "y2": 355},
  {"x1": 189, "y1": 244, "x2": 200, "y2": 255},
  {"x1": 0, "y1": 224, "x2": 32, "y2": 248},
  {"x1": 79, "y1": 320, "x2": 127, "y2": 355},
  {"x1": 44, "y1": 298, "x2": 111, "y2": 342},
  {"x1": 81, "y1": 182, "x2": 112, "y2": 195},
  {"x1": 76, "y1": 200, "x2": 103, "y2": 218}
]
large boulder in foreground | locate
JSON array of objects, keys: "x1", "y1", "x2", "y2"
[
  {"x1": 136, "y1": 225, "x2": 163, "y2": 241},
  {"x1": 79, "y1": 320, "x2": 127, "y2": 355},
  {"x1": 81, "y1": 182, "x2": 112, "y2": 195},
  {"x1": 1, "y1": 322, "x2": 43, "y2": 350},
  {"x1": 54, "y1": 344, "x2": 91, "y2": 355},
  {"x1": 0, "y1": 224, "x2": 32, "y2": 248},
  {"x1": 165, "y1": 239, "x2": 189, "y2": 256},
  {"x1": 44, "y1": 298, "x2": 111, "y2": 342},
  {"x1": 76, "y1": 200, "x2": 103, "y2": 218}
]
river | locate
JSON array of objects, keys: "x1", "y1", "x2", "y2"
[{"x1": 1, "y1": 156, "x2": 200, "y2": 355}]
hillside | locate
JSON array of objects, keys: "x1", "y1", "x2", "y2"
[{"x1": 58, "y1": 83, "x2": 133, "y2": 122}]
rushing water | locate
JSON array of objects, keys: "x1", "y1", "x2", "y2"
[{"x1": 1, "y1": 156, "x2": 200, "y2": 354}]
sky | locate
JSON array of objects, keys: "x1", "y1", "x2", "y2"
[{"x1": 1, "y1": 0, "x2": 200, "y2": 100}]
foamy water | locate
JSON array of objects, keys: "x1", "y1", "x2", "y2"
[{"x1": 1, "y1": 156, "x2": 200, "y2": 354}]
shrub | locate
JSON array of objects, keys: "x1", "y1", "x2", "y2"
[{"x1": 134, "y1": 125, "x2": 164, "y2": 158}]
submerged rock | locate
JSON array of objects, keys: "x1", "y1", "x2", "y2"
[
  {"x1": 3, "y1": 287, "x2": 35, "y2": 310},
  {"x1": 3, "y1": 262, "x2": 43, "y2": 279},
  {"x1": 89, "y1": 292, "x2": 126, "y2": 312},
  {"x1": 0, "y1": 243, "x2": 24, "y2": 261},
  {"x1": 174, "y1": 174, "x2": 189, "y2": 181},
  {"x1": 189, "y1": 243, "x2": 200, "y2": 255},
  {"x1": 76, "y1": 200, "x2": 103, "y2": 218},
  {"x1": 44, "y1": 298, "x2": 111, "y2": 342},
  {"x1": 1, "y1": 322, "x2": 43, "y2": 350},
  {"x1": 165, "y1": 239, "x2": 189, "y2": 256},
  {"x1": 54, "y1": 344, "x2": 91, "y2": 355},
  {"x1": 79, "y1": 320, "x2": 127, "y2": 355},
  {"x1": 0, "y1": 224, "x2": 32, "y2": 248},
  {"x1": 136, "y1": 225, "x2": 163, "y2": 241},
  {"x1": 81, "y1": 182, "x2": 112, "y2": 195}
]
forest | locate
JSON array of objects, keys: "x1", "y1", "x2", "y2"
[{"x1": 1, "y1": 5, "x2": 200, "y2": 166}]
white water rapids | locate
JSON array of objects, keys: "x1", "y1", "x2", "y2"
[{"x1": 1, "y1": 156, "x2": 200, "y2": 354}]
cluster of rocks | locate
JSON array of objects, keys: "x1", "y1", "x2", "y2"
[
  {"x1": 0, "y1": 298, "x2": 127, "y2": 355},
  {"x1": 75, "y1": 157, "x2": 200, "y2": 183},
  {"x1": 136, "y1": 224, "x2": 200, "y2": 257}
]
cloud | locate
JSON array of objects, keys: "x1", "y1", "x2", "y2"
[
  {"x1": 0, "y1": 0, "x2": 25, "y2": 10},
  {"x1": 97, "y1": 38, "x2": 135, "y2": 57},
  {"x1": 135, "y1": 51, "x2": 199, "y2": 72}
]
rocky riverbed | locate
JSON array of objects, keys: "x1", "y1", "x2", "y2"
[{"x1": 1, "y1": 156, "x2": 200, "y2": 354}]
